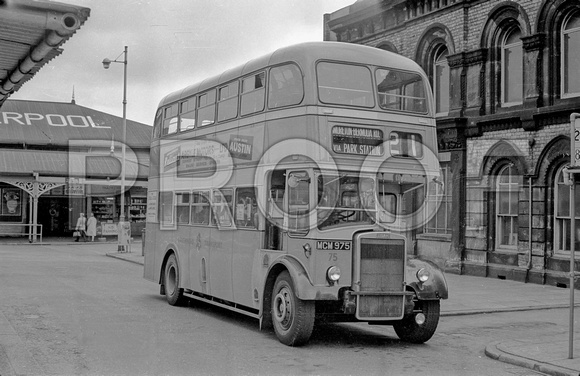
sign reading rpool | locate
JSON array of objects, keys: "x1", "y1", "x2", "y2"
[{"x1": 0, "y1": 111, "x2": 110, "y2": 128}]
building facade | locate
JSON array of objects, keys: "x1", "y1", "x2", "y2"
[
  {"x1": 324, "y1": 0, "x2": 580, "y2": 287},
  {"x1": 0, "y1": 99, "x2": 151, "y2": 240}
]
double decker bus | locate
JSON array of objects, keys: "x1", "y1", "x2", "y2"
[{"x1": 144, "y1": 41, "x2": 448, "y2": 346}]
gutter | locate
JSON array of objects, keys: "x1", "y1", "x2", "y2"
[{"x1": 0, "y1": 2, "x2": 88, "y2": 102}]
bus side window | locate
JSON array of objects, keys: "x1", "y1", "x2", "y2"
[
  {"x1": 162, "y1": 104, "x2": 178, "y2": 135},
  {"x1": 191, "y1": 191, "x2": 210, "y2": 225},
  {"x1": 197, "y1": 90, "x2": 216, "y2": 127},
  {"x1": 235, "y1": 188, "x2": 258, "y2": 228},
  {"x1": 268, "y1": 63, "x2": 304, "y2": 109},
  {"x1": 153, "y1": 108, "x2": 162, "y2": 139},
  {"x1": 217, "y1": 81, "x2": 239, "y2": 122},
  {"x1": 176, "y1": 192, "x2": 190, "y2": 224},
  {"x1": 179, "y1": 97, "x2": 196, "y2": 132},
  {"x1": 159, "y1": 191, "x2": 174, "y2": 228},
  {"x1": 211, "y1": 189, "x2": 233, "y2": 227},
  {"x1": 287, "y1": 171, "x2": 310, "y2": 233}
]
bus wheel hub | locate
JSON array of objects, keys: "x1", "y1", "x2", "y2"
[{"x1": 274, "y1": 290, "x2": 292, "y2": 324}]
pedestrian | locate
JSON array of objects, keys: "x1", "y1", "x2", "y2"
[
  {"x1": 75, "y1": 212, "x2": 87, "y2": 242},
  {"x1": 86, "y1": 213, "x2": 97, "y2": 242}
]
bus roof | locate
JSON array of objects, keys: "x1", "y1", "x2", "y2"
[{"x1": 157, "y1": 41, "x2": 424, "y2": 108}]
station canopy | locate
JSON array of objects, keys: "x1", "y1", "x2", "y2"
[{"x1": 0, "y1": 0, "x2": 90, "y2": 107}]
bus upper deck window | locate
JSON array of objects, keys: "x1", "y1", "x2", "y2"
[
  {"x1": 197, "y1": 90, "x2": 216, "y2": 127},
  {"x1": 268, "y1": 64, "x2": 304, "y2": 109},
  {"x1": 162, "y1": 104, "x2": 178, "y2": 135},
  {"x1": 241, "y1": 72, "x2": 265, "y2": 116},
  {"x1": 217, "y1": 82, "x2": 239, "y2": 122},
  {"x1": 376, "y1": 69, "x2": 428, "y2": 114},
  {"x1": 317, "y1": 62, "x2": 374, "y2": 108},
  {"x1": 179, "y1": 97, "x2": 196, "y2": 132}
]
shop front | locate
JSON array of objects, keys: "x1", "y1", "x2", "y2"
[{"x1": 0, "y1": 99, "x2": 151, "y2": 241}]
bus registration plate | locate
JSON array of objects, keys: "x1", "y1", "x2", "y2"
[{"x1": 316, "y1": 240, "x2": 352, "y2": 251}]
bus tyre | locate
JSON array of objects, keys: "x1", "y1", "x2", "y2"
[
  {"x1": 271, "y1": 271, "x2": 314, "y2": 346},
  {"x1": 393, "y1": 300, "x2": 440, "y2": 344},
  {"x1": 164, "y1": 254, "x2": 184, "y2": 306}
]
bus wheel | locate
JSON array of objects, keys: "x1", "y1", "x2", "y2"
[
  {"x1": 164, "y1": 254, "x2": 184, "y2": 306},
  {"x1": 393, "y1": 300, "x2": 440, "y2": 344},
  {"x1": 271, "y1": 271, "x2": 314, "y2": 346}
]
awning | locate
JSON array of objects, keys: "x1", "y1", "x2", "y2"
[{"x1": 0, "y1": 149, "x2": 149, "y2": 181}]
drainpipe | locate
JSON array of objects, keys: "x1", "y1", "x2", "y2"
[{"x1": 527, "y1": 176, "x2": 533, "y2": 276}]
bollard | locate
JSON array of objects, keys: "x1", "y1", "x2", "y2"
[{"x1": 141, "y1": 228, "x2": 146, "y2": 256}]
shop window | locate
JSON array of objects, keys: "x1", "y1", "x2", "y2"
[
  {"x1": 562, "y1": 13, "x2": 580, "y2": 98},
  {"x1": 495, "y1": 164, "x2": 519, "y2": 249},
  {"x1": 1, "y1": 187, "x2": 22, "y2": 217},
  {"x1": 501, "y1": 28, "x2": 523, "y2": 106},
  {"x1": 217, "y1": 81, "x2": 239, "y2": 122},
  {"x1": 241, "y1": 72, "x2": 265, "y2": 116},
  {"x1": 554, "y1": 166, "x2": 580, "y2": 252},
  {"x1": 197, "y1": 90, "x2": 216, "y2": 127},
  {"x1": 424, "y1": 167, "x2": 451, "y2": 235},
  {"x1": 433, "y1": 46, "x2": 449, "y2": 115}
]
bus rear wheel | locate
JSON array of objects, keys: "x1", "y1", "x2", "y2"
[
  {"x1": 393, "y1": 300, "x2": 440, "y2": 344},
  {"x1": 164, "y1": 253, "x2": 184, "y2": 306},
  {"x1": 271, "y1": 271, "x2": 314, "y2": 346}
]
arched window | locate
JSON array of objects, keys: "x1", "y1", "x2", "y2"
[
  {"x1": 562, "y1": 12, "x2": 580, "y2": 98},
  {"x1": 433, "y1": 46, "x2": 449, "y2": 115},
  {"x1": 501, "y1": 28, "x2": 523, "y2": 106},
  {"x1": 554, "y1": 166, "x2": 580, "y2": 252},
  {"x1": 496, "y1": 164, "x2": 519, "y2": 249}
]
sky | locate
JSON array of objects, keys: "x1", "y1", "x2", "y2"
[{"x1": 11, "y1": 0, "x2": 355, "y2": 126}]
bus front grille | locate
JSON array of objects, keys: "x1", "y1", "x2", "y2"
[{"x1": 356, "y1": 237, "x2": 406, "y2": 319}]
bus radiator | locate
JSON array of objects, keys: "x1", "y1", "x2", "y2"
[{"x1": 356, "y1": 238, "x2": 406, "y2": 319}]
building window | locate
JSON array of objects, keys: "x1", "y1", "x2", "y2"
[
  {"x1": 433, "y1": 46, "x2": 449, "y2": 115},
  {"x1": 496, "y1": 164, "x2": 519, "y2": 249},
  {"x1": 501, "y1": 29, "x2": 523, "y2": 106},
  {"x1": 562, "y1": 13, "x2": 580, "y2": 98},
  {"x1": 424, "y1": 166, "x2": 451, "y2": 235},
  {"x1": 554, "y1": 166, "x2": 580, "y2": 252}
]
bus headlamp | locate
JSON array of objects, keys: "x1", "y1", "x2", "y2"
[
  {"x1": 416, "y1": 268, "x2": 430, "y2": 283},
  {"x1": 326, "y1": 266, "x2": 341, "y2": 284}
]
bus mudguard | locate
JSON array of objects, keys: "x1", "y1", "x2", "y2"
[
  {"x1": 266, "y1": 255, "x2": 340, "y2": 301},
  {"x1": 405, "y1": 256, "x2": 448, "y2": 300}
]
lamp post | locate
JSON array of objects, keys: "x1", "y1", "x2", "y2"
[{"x1": 103, "y1": 46, "x2": 129, "y2": 252}]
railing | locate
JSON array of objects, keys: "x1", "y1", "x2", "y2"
[{"x1": 0, "y1": 223, "x2": 43, "y2": 243}]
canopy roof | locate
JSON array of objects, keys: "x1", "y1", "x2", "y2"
[{"x1": 0, "y1": 0, "x2": 90, "y2": 107}]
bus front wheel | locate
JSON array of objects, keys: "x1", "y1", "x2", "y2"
[
  {"x1": 271, "y1": 271, "x2": 314, "y2": 346},
  {"x1": 393, "y1": 300, "x2": 440, "y2": 344},
  {"x1": 164, "y1": 253, "x2": 184, "y2": 306}
]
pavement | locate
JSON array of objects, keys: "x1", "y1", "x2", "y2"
[{"x1": 3, "y1": 237, "x2": 580, "y2": 375}]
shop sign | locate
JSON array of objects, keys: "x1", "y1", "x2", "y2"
[
  {"x1": 101, "y1": 223, "x2": 118, "y2": 236},
  {"x1": 65, "y1": 179, "x2": 85, "y2": 196}
]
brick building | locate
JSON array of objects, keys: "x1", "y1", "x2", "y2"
[{"x1": 324, "y1": 0, "x2": 580, "y2": 287}]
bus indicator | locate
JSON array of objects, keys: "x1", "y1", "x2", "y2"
[
  {"x1": 332, "y1": 125, "x2": 383, "y2": 156},
  {"x1": 316, "y1": 240, "x2": 352, "y2": 250}
]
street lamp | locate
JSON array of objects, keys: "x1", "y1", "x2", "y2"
[{"x1": 103, "y1": 46, "x2": 129, "y2": 252}]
